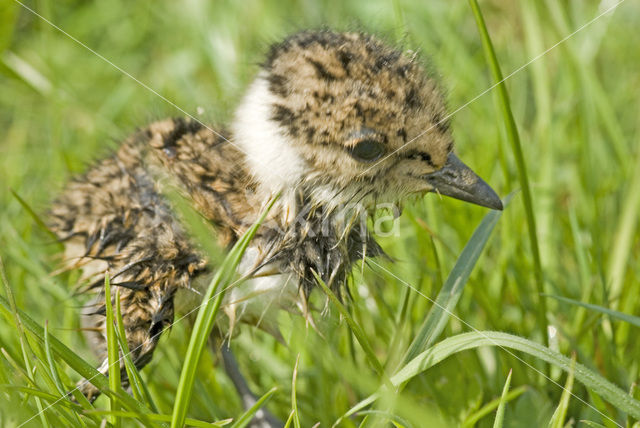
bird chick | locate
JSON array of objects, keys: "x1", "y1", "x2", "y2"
[{"x1": 49, "y1": 30, "x2": 502, "y2": 402}]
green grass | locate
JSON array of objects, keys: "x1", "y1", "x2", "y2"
[
  {"x1": 171, "y1": 196, "x2": 277, "y2": 428},
  {"x1": 1, "y1": 0, "x2": 640, "y2": 426}
]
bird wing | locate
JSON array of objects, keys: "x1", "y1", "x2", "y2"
[{"x1": 48, "y1": 117, "x2": 254, "y2": 401}]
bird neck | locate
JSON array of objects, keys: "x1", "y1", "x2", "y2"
[
  {"x1": 232, "y1": 73, "x2": 360, "y2": 229},
  {"x1": 232, "y1": 73, "x2": 305, "y2": 198}
]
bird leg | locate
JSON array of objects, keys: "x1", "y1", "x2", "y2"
[{"x1": 212, "y1": 339, "x2": 283, "y2": 428}]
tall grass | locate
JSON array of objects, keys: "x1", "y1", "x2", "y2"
[{"x1": 1, "y1": 0, "x2": 640, "y2": 426}]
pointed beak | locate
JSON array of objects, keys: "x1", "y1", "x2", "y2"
[{"x1": 425, "y1": 153, "x2": 503, "y2": 210}]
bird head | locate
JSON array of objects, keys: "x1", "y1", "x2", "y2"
[{"x1": 232, "y1": 30, "x2": 502, "y2": 214}]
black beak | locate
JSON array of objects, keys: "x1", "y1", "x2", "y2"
[{"x1": 425, "y1": 153, "x2": 503, "y2": 210}]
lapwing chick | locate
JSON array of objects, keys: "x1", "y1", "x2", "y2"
[{"x1": 49, "y1": 30, "x2": 502, "y2": 402}]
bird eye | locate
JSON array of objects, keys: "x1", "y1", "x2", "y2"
[{"x1": 350, "y1": 139, "x2": 385, "y2": 162}]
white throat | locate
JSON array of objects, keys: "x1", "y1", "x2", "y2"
[
  {"x1": 231, "y1": 74, "x2": 367, "y2": 224},
  {"x1": 231, "y1": 74, "x2": 306, "y2": 197}
]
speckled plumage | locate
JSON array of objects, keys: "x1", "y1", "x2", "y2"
[{"x1": 49, "y1": 30, "x2": 501, "y2": 401}]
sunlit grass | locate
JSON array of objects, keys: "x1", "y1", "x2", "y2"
[{"x1": 1, "y1": 0, "x2": 640, "y2": 426}]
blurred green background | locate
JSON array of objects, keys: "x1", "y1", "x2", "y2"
[{"x1": 1, "y1": 0, "x2": 640, "y2": 426}]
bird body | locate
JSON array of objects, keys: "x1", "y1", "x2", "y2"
[{"x1": 49, "y1": 30, "x2": 502, "y2": 401}]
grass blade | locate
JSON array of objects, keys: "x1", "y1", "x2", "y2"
[
  {"x1": 548, "y1": 354, "x2": 576, "y2": 428},
  {"x1": 44, "y1": 321, "x2": 88, "y2": 427},
  {"x1": 229, "y1": 386, "x2": 277, "y2": 428},
  {"x1": 462, "y1": 385, "x2": 527, "y2": 427},
  {"x1": 10, "y1": 188, "x2": 60, "y2": 245},
  {"x1": 43, "y1": 322, "x2": 68, "y2": 397},
  {"x1": 0, "y1": 347, "x2": 38, "y2": 387},
  {"x1": 104, "y1": 272, "x2": 122, "y2": 428},
  {"x1": 171, "y1": 196, "x2": 277, "y2": 428},
  {"x1": 284, "y1": 410, "x2": 295, "y2": 428},
  {"x1": 0, "y1": 385, "x2": 82, "y2": 409},
  {"x1": 0, "y1": 293, "x2": 155, "y2": 421},
  {"x1": 356, "y1": 410, "x2": 413, "y2": 428},
  {"x1": 86, "y1": 410, "x2": 232, "y2": 427},
  {"x1": 291, "y1": 354, "x2": 301, "y2": 428},
  {"x1": 544, "y1": 294, "x2": 640, "y2": 329},
  {"x1": 332, "y1": 394, "x2": 379, "y2": 427},
  {"x1": 340, "y1": 331, "x2": 640, "y2": 423},
  {"x1": 401, "y1": 205, "x2": 502, "y2": 364},
  {"x1": 493, "y1": 369, "x2": 512, "y2": 428},
  {"x1": 393, "y1": 331, "x2": 640, "y2": 419},
  {"x1": 313, "y1": 271, "x2": 391, "y2": 388},
  {"x1": 609, "y1": 149, "x2": 640, "y2": 341},
  {"x1": 1, "y1": 256, "x2": 50, "y2": 427},
  {"x1": 580, "y1": 422, "x2": 607, "y2": 428},
  {"x1": 1, "y1": 51, "x2": 52, "y2": 95},
  {"x1": 468, "y1": 0, "x2": 547, "y2": 345}
]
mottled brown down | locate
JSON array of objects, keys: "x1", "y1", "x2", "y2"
[
  {"x1": 49, "y1": 30, "x2": 463, "y2": 401},
  {"x1": 50, "y1": 119, "x2": 253, "y2": 399}
]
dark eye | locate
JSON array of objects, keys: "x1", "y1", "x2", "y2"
[{"x1": 350, "y1": 139, "x2": 385, "y2": 162}]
